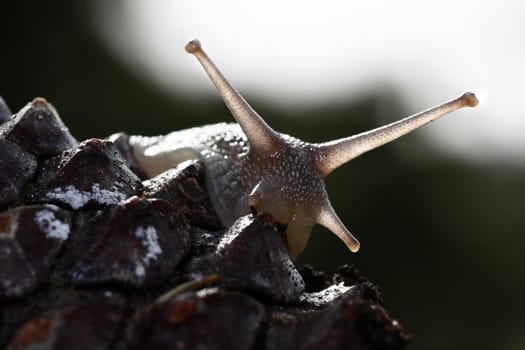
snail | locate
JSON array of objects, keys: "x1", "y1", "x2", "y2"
[{"x1": 129, "y1": 39, "x2": 478, "y2": 260}]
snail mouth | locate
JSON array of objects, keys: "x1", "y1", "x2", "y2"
[{"x1": 248, "y1": 180, "x2": 296, "y2": 225}]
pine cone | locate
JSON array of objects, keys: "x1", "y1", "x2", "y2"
[{"x1": 0, "y1": 97, "x2": 409, "y2": 350}]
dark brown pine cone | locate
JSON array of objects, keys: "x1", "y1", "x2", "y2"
[{"x1": 0, "y1": 97, "x2": 409, "y2": 350}]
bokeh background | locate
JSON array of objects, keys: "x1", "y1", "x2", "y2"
[{"x1": 1, "y1": 1, "x2": 524, "y2": 349}]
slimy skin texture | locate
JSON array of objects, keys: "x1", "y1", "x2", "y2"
[{"x1": 130, "y1": 39, "x2": 478, "y2": 260}]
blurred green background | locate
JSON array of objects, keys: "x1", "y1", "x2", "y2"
[{"x1": 1, "y1": 1, "x2": 524, "y2": 349}]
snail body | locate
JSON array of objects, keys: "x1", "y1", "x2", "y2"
[
  {"x1": 130, "y1": 122, "x2": 322, "y2": 258},
  {"x1": 131, "y1": 123, "x2": 252, "y2": 226},
  {"x1": 129, "y1": 39, "x2": 478, "y2": 260}
]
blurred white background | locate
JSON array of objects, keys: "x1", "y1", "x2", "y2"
[{"x1": 94, "y1": 0, "x2": 524, "y2": 164}]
